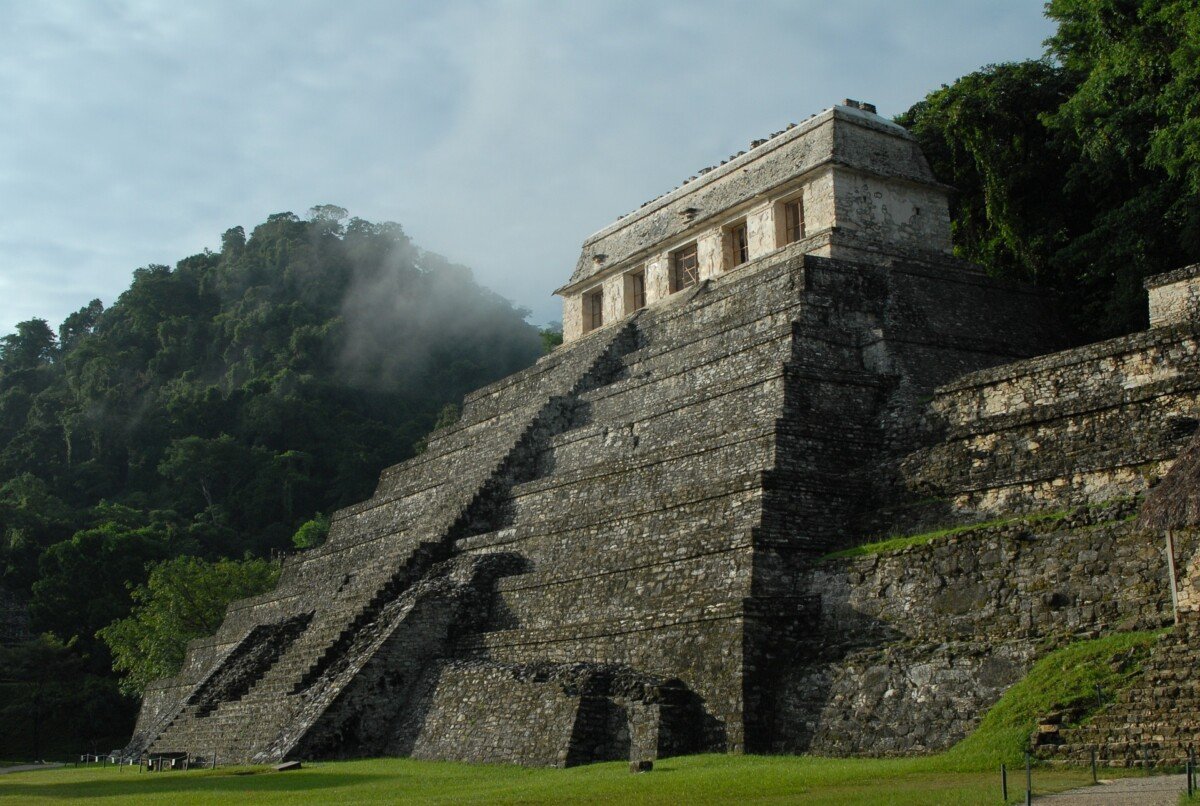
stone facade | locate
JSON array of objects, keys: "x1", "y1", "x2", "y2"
[
  {"x1": 557, "y1": 103, "x2": 955, "y2": 342},
  {"x1": 128, "y1": 104, "x2": 1200, "y2": 768}
]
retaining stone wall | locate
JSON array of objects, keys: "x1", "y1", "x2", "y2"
[{"x1": 774, "y1": 502, "x2": 1187, "y2": 755}]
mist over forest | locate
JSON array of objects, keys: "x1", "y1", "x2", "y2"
[{"x1": 0, "y1": 206, "x2": 547, "y2": 755}]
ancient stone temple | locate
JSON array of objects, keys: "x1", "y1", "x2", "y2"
[{"x1": 128, "y1": 101, "x2": 1200, "y2": 767}]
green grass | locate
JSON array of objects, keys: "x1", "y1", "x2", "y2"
[
  {"x1": 825, "y1": 494, "x2": 1142, "y2": 563},
  {"x1": 935, "y1": 630, "x2": 1162, "y2": 769},
  {"x1": 0, "y1": 633, "x2": 1165, "y2": 804},
  {"x1": 822, "y1": 510, "x2": 1067, "y2": 560},
  {"x1": 0, "y1": 754, "x2": 1125, "y2": 805},
  {"x1": 826, "y1": 497, "x2": 1144, "y2": 562}
]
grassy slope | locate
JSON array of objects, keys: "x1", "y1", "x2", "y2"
[
  {"x1": 0, "y1": 632, "x2": 1162, "y2": 804},
  {"x1": 934, "y1": 630, "x2": 1161, "y2": 769},
  {"x1": 824, "y1": 499, "x2": 1139, "y2": 561}
]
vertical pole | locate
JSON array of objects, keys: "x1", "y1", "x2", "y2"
[
  {"x1": 1002, "y1": 763, "x2": 1008, "y2": 801},
  {"x1": 1091, "y1": 747, "x2": 1097, "y2": 784},
  {"x1": 1167, "y1": 530, "x2": 1181, "y2": 626},
  {"x1": 1025, "y1": 751, "x2": 1032, "y2": 806},
  {"x1": 1142, "y1": 743, "x2": 1149, "y2": 775}
]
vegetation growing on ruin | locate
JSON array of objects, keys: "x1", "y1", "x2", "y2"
[
  {"x1": 936, "y1": 630, "x2": 1162, "y2": 769},
  {"x1": 827, "y1": 498, "x2": 1142, "y2": 561},
  {"x1": 822, "y1": 510, "x2": 1069, "y2": 560}
]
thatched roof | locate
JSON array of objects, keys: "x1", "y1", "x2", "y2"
[{"x1": 1139, "y1": 430, "x2": 1200, "y2": 530}]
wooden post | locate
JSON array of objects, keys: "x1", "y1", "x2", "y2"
[
  {"x1": 1167, "y1": 529, "x2": 1181, "y2": 626},
  {"x1": 1025, "y1": 751, "x2": 1032, "y2": 806}
]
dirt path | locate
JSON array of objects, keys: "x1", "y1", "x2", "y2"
[
  {"x1": 0, "y1": 763, "x2": 63, "y2": 775},
  {"x1": 1039, "y1": 773, "x2": 1186, "y2": 805}
]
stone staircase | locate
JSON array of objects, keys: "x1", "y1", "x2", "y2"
[
  {"x1": 135, "y1": 320, "x2": 642, "y2": 763},
  {"x1": 1042, "y1": 622, "x2": 1200, "y2": 768}
]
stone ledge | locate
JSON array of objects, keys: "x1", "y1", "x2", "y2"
[
  {"x1": 464, "y1": 601, "x2": 746, "y2": 650},
  {"x1": 1145, "y1": 263, "x2": 1200, "y2": 290},
  {"x1": 937, "y1": 326, "x2": 1200, "y2": 394},
  {"x1": 939, "y1": 375, "x2": 1200, "y2": 438}
]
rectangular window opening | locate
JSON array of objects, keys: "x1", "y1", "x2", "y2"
[
  {"x1": 670, "y1": 243, "x2": 699, "y2": 293},
  {"x1": 782, "y1": 198, "x2": 806, "y2": 245},
  {"x1": 728, "y1": 222, "x2": 749, "y2": 269},
  {"x1": 584, "y1": 288, "x2": 604, "y2": 332},
  {"x1": 625, "y1": 270, "x2": 646, "y2": 314}
]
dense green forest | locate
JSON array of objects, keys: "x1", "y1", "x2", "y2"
[
  {"x1": 0, "y1": 0, "x2": 1196, "y2": 762},
  {"x1": 0, "y1": 206, "x2": 545, "y2": 757},
  {"x1": 898, "y1": 0, "x2": 1199, "y2": 339}
]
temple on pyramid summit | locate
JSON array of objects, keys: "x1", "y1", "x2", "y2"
[{"x1": 128, "y1": 101, "x2": 1200, "y2": 768}]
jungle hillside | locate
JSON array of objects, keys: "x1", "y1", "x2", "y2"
[{"x1": 0, "y1": 206, "x2": 547, "y2": 757}]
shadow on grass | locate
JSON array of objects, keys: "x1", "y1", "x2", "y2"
[{"x1": 0, "y1": 771, "x2": 390, "y2": 800}]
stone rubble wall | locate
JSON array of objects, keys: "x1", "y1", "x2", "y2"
[
  {"x1": 401, "y1": 660, "x2": 699, "y2": 767},
  {"x1": 776, "y1": 501, "x2": 1183, "y2": 756},
  {"x1": 1147, "y1": 264, "x2": 1200, "y2": 329}
]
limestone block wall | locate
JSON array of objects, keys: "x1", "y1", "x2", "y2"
[
  {"x1": 1147, "y1": 264, "x2": 1200, "y2": 328},
  {"x1": 559, "y1": 105, "x2": 954, "y2": 342},
  {"x1": 569, "y1": 106, "x2": 940, "y2": 288},
  {"x1": 909, "y1": 325, "x2": 1200, "y2": 516},
  {"x1": 776, "y1": 501, "x2": 1181, "y2": 755},
  {"x1": 402, "y1": 660, "x2": 698, "y2": 766},
  {"x1": 831, "y1": 167, "x2": 951, "y2": 255},
  {"x1": 746, "y1": 202, "x2": 776, "y2": 260},
  {"x1": 408, "y1": 662, "x2": 584, "y2": 765}
]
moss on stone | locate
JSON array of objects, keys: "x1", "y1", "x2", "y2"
[
  {"x1": 933, "y1": 630, "x2": 1163, "y2": 770},
  {"x1": 822, "y1": 510, "x2": 1069, "y2": 560}
]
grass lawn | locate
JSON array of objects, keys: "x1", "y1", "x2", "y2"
[{"x1": 0, "y1": 754, "x2": 1139, "y2": 805}]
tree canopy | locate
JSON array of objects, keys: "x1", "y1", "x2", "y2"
[
  {"x1": 898, "y1": 0, "x2": 1199, "y2": 339},
  {"x1": 0, "y1": 206, "x2": 544, "y2": 755}
]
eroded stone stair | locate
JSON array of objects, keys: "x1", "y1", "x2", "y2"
[{"x1": 1043, "y1": 622, "x2": 1200, "y2": 768}]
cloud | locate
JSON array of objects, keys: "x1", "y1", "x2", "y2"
[{"x1": 0, "y1": 0, "x2": 1054, "y2": 335}]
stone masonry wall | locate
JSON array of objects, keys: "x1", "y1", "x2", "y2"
[
  {"x1": 908, "y1": 326, "x2": 1200, "y2": 518},
  {"x1": 1147, "y1": 264, "x2": 1200, "y2": 329},
  {"x1": 775, "y1": 501, "x2": 1182, "y2": 755}
]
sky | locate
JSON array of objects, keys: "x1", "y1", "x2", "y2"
[{"x1": 0, "y1": 1, "x2": 1056, "y2": 334}]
